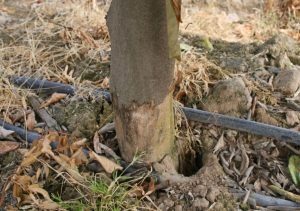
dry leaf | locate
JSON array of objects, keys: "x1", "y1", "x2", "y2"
[
  {"x1": 89, "y1": 151, "x2": 123, "y2": 174},
  {"x1": 11, "y1": 109, "x2": 32, "y2": 123},
  {"x1": 93, "y1": 132, "x2": 102, "y2": 154},
  {"x1": 70, "y1": 148, "x2": 88, "y2": 166},
  {"x1": 144, "y1": 177, "x2": 156, "y2": 196},
  {"x1": 171, "y1": 0, "x2": 182, "y2": 23},
  {"x1": 100, "y1": 77, "x2": 110, "y2": 89},
  {"x1": 35, "y1": 168, "x2": 42, "y2": 181},
  {"x1": 70, "y1": 138, "x2": 87, "y2": 152},
  {"x1": 26, "y1": 112, "x2": 37, "y2": 130},
  {"x1": 28, "y1": 184, "x2": 52, "y2": 201},
  {"x1": 213, "y1": 133, "x2": 225, "y2": 154},
  {"x1": 0, "y1": 127, "x2": 15, "y2": 138},
  {"x1": 21, "y1": 144, "x2": 43, "y2": 167},
  {"x1": 13, "y1": 175, "x2": 32, "y2": 198},
  {"x1": 0, "y1": 141, "x2": 20, "y2": 155},
  {"x1": 38, "y1": 200, "x2": 60, "y2": 210},
  {"x1": 42, "y1": 163, "x2": 50, "y2": 179},
  {"x1": 40, "y1": 93, "x2": 67, "y2": 108},
  {"x1": 128, "y1": 184, "x2": 145, "y2": 198}
]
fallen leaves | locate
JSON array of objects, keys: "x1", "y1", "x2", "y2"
[
  {"x1": 40, "y1": 93, "x2": 67, "y2": 108},
  {"x1": 25, "y1": 112, "x2": 37, "y2": 130},
  {"x1": 9, "y1": 129, "x2": 135, "y2": 210},
  {"x1": 89, "y1": 151, "x2": 123, "y2": 174},
  {"x1": 100, "y1": 77, "x2": 110, "y2": 89},
  {"x1": 0, "y1": 141, "x2": 19, "y2": 155}
]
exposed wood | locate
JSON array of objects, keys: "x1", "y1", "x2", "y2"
[
  {"x1": 27, "y1": 95, "x2": 61, "y2": 131},
  {"x1": 107, "y1": 0, "x2": 176, "y2": 162}
]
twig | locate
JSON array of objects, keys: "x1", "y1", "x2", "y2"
[
  {"x1": 11, "y1": 109, "x2": 32, "y2": 123},
  {"x1": 99, "y1": 122, "x2": 115, "y2": 134},
  {"x1": 279, "y1": 142, "x2": 300, "y2": 155},
  {"x1": 243, "y1": 189, "x2": 251, "y2": 204},
  {"x1": 247, "y1": 95, "x2": 257, "y2": 120},
  {"x1": 286, "y1": 100, "x2": 300, "y2": 112},
  {"x1": 98, "y1": 142, "x2": 120, "y2": 160},
  {"x1": 239, "y1": 166, "x2": 254, "y2": 186},
  {"x1": 27, "y1": 95, "x2": 61, "y2": 131},
  {"x1": 269, "y1": 185, "x2": 300, "y2": 203}
]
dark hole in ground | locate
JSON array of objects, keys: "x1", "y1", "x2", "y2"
[{"x1": 178, "y1": 145, "x2": 203, "y2": 177}]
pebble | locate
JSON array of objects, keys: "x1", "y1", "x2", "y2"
[
  {"x1": 202, "y1": 77, "x2": 251, "y2": 117},
  {"x1": 206, "y1": 188, "x2": 220, "y2": 203},
  {"x1": 274, "y1": 68, "x2": 300, "y2": 95},
  {"x1": 192, "y1": 185, "x2": 208, "y2": 198},
  {"x1": 192, "y1": 198, "x2": 210, "y2": 211}
]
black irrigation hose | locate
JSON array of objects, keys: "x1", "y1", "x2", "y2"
[
  {"x1": 183, "y1": 107, "x2": 300, "y2": 146},
  {"x1": 10, "y1": 76, "x2": 75, "y2": 95},
  {"x1": 9, "y1": 76, "x2": 112, "y2": 103},
  {"x1": 9, "y1": 75, "x2": 300, "y2": 145},
  {"x1": 230, "y1": 189, "x2": 300, "y2": 208},
  {"x1": 0, "y1": 119, "x2": 41, "y2": 143}
]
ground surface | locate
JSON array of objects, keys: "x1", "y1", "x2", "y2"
[{"x1": 0, "y1": 0, "x2": 300, "y2": 210}]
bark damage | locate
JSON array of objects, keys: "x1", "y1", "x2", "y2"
[{"x1": 107, "y1": 0, "x2": 177, "y2": 162}]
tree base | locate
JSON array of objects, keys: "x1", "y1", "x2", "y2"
[{"x1": 114, "y1": 94, "x2": 175, "y2": 163}]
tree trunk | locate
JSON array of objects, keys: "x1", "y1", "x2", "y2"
[{"x1": 107, "y1": 0, "x2": 176, "y2": 162}]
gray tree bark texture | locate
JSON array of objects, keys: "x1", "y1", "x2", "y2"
[{"x1": 107, "y1": 0, "x2": 176, "y2": 162}]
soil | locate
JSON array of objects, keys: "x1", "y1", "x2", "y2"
[{"x1": 0, "y1": 0, "x2": 300, "y2": 210}]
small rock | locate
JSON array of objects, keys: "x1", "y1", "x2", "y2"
[
  {"x1": 213, "y1": 202, "x2": 224, "y2": 210},
  {"x1": 286, "y1": 111, "x2": 300, "y2": 126},
  {"x1": 192, "y1": 185, "x2": 208, "y2": 198},
  {"x1": 192, "y1": 198, "x2": 210, "y2": 211},
  {"x1": 256, "y1": 34, "x2": 299, "y2": 58},
  {"x1": 274, "y1": 68, "x2": 300, "y2": 95},
  {"x1": 163, "y1": 198, "x2": 175, "y2": 208},
  {"x1": 206, "y1": 188, "x2": 220, "y2": 202},
  {"x1": 202, "y1": 77, "x2": 251, "y2": 117},
  {"x1": 174, "y1": 205, "x2": 183, "y2": 211}
]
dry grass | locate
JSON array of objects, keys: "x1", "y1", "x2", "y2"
[
  {"x1": 0, "y1": 0, "x2": 110, "y2": 120},
  {"x1": 174, "y1": 52, "x2": 229, "y2": 106}
]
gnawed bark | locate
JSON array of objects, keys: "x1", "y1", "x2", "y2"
[{"x1": 107, "y1": 0, "x2": 176, "y2": 162}]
